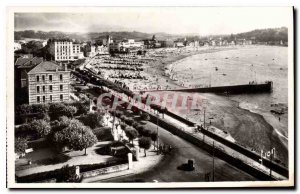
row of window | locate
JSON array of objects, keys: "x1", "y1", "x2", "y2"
[
  {"x1": 37, "y1": 94, "x2": 64, "y2": 103},
  {"x1": 36, "y1": 85, "x2": 64, "y2": 93},
  {"x1": 56, "y1": 56, "x2": 72, "y2": 60},
  {"x1": 36, "y1": 74, "x2": 63, "y2": 82}
]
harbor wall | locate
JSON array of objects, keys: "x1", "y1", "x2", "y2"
[{"x1": 165, "y1": 82, "x2": 272, "y2": 94}]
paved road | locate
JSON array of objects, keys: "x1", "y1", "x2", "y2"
[{"x1": 99, "y1": 122, "x2": 256, "y2": 183}]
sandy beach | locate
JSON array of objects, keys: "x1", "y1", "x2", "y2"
[{"x1": 143, "y1": 46, "x2": 289, "y2": 167}]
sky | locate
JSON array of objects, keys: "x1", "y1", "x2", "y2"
[{"x1": 14, "y1": 7, "x2": 292, "y2": 35}]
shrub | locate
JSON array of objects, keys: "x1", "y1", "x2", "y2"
[
  {"x1": 120, "y1": 123, "x2": 127, "y2": 131},
  {"x1": 56, "y1": 165, "x2": 82, "y2": 183},
  {"x1": 132, "y1": 121, "x2": 139, "y2": 129},
  {"x1": 141, "y1": 112, "x2": 150, "y2": 121},
  {"x1": 49, "y1": 103, "x2": 77, "y2": 120},
  {"x1": 120, "y1": 115, "x2": 127, "y2": 121},
  {"x1": 79, "y1": 112, "x2": 104, "y2": 129},
  {"x1": 15, "y1": 137, "x2": 28, "y2": 154},
  {"x1": 125, "y1": 118, "x2": 134, "y2": 126},
  {"x1": 93, "y1": 127, "x2": 113, "y2": 141},
  {"x1": 30, "y1": 119, "x2": 51, "y2": 138}
]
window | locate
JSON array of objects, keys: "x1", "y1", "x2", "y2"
[
  {"x1": 43, "y1": 96, "x2": 45, "y2": 103},
  {"x1": 60, "y1": 85, "x2": 63, "y2": 91},
  {"x1": 50, "y1": 95, "x2": 52, "y2": 102},
  {"x1": 36, "y1": 86, "x2": 40, "y2": 93},
  {"x1": 49, "y1": 75, "x2": 52, "y2": 82},
  {"x1": 42, "y1": 86, "x2": 45, "y2": 93},
  {"x1": 37, "y1": 96, "x2": 40, "y2": 103},
  {"x1": 60, "y1": 94, "x2": 63, "y2": 101},
  {"x1": 60, "y1": 74, "x2": 63, "y2": 81},
  {"x1": 36, "y1": 76, "x2": 40, "y2": 82},
  {"x1": 49, "y1": 85, "x2": 53, "y2": 92},
  {"x1": 42, "y1": 75, "x2": 45, "y2": 82}
]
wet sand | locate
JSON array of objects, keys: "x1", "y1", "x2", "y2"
[{"x1": 144, "y1": 46, "x2": 288, "y2": 167}]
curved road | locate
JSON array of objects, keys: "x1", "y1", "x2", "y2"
[{"x1": 100, "y1": 121, "x2": 256, "y2": 183}]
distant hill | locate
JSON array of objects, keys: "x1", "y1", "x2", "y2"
[
  {"x1": 234, "y1": 27, "x2": 288, "y2": 42},
  {"x1": 14, "y1": 27, "x2": 288, "y2": 43},
  {"x1": 14, "y1": 30, "x2": 180, "y2": 42}
]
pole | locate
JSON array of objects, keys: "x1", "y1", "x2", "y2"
[
  {"x1": 212, "y1": 141, "x2": 215, "y2": 182},
  {"x1": 112, "y1": 110, "x2": 116, "y2": 139},
  {"x1": 156, "y1": 112, "x2": 159, "y2": 155},
  {"x1": 204, "y1": 108, "x2": 206, "y2": 129}
]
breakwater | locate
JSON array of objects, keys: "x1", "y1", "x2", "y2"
[{"x1": 142, "y1": 81, "x2": 273, "y2": 94}]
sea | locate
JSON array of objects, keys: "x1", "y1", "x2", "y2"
[{"x1": 168, "y1": 45, "x2": 289, "y2": 164}]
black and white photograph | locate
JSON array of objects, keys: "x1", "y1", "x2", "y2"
[{"x1": 6, "y1": 6, "x2": 294, "y2": 188}]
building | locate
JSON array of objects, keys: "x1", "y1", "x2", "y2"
[
  {"x1": 143, "y1": 35, "x2": 162, "y2": 48},
  {"x1": 109, "y1": 39, "x2": 144, "y2": 53},
  {"x1": 15, "y1": 56, "x2": 44, "y2": 88},
  {"x1": 83, "y1": 43, "x2": 97, "y2": 57},
  {"x1": 159, "y1": 40, "x2": 174, "y2": 48},
  {"x1": 27, "y1": 61, "x2": 70, "y2": 104},
  {"x1": 14, "y1": 42, "x2": 22, "y2": 51},
  {"x1": 174, "y1": 41, "x2": 185, "y2": 47},
  {"x1": 47, "y1": 39, "x2": 84, "y2": 62}
]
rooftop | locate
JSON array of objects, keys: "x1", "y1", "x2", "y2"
[
  {"x1": 28, "y1": 61, "x2": 66, "y2": 74},
  {"x1": 15, "y1": 57, "x2": 43, "y2": 69}
]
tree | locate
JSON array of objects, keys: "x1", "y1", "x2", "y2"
[
  {"x1": 120, "y1": 123, "x2": 127, "y2": 131},
  {"x1": 53, "y1": 119, "x2": 97, "y2": 155},
  {"x1": 51, "y1": 116, "x2": 71, "y2": 133},
  {"x1": 138, "y1": 137, "x2": 152, "y2": 157},
  {"x1": 141, "y1": 112, "x2": 150, "y2": 121},
  {"x1": 125, "y1": 127, "x2": 138, "y2": 144},
  {"x1": 49, "y1": 103, "x2": 78, "y2": 120},
  {"x1": 79, "y1": 112, "x2": 104, "y2": 129},
  {"x1": 150, "y1": 132, "x2": 158, "y2": 150},
  {"x1": 64, "y1": 106, "x2": 77, "y2": 118},
  {"x1": 29, "y1": 119, "x2": 51, "y2": 138},
  {"x1": 125, "y1": 118, "x2": 134, "y2": 126},
  {"x1": 136, "y1": 125, "x2": 145, "y2": 136},
  {"x1": 15, "y1": 137, "x2": 28, "y2": 154},
  {"x1": 132, "y1": 121, "x2": 139, "y2": 129}
]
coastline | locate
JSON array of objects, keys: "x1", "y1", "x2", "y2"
[{"x1": 144, "y1": 46, "x2": 289, "y2": 166}]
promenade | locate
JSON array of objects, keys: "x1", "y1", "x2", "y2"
[{"x1": 79, "y1": 58, "x2": 287, "y2": 181}]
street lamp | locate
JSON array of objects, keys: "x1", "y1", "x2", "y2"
[{"x1": 156, "y1": 110, "x2": 159, "y2": 155}]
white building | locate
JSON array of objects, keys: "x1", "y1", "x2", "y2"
[
  {"x1": 47, "y1": 39, "x2": 84, "y2": 62},
  {"x1": 14, "y1": 42, "x2": 22, "y2": 51}
]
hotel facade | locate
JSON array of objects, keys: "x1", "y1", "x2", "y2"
[
  {"x1": 27, "y1": 61, "x2": 71, "y2": 104},
  {"x1": 47, "y1": 39, "x2": 84, "y2": 62}
]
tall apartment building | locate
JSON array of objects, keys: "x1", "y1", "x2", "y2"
[
  {"x1": 47, "y1": 39, "x2": 84, "y2": 62},
  {"x1": 27, "y1": 61, "x2": 70, "y2": 104}
]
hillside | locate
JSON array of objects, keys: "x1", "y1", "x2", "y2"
[
  {"x1": 14, "y1": 27, "x2": 288, "y2": 42},
  {"x1": 235, "y1": 27, "x2": 288, "y2": 42},
  {"x1": 14, "y1": 30, "x2": 180, "y2": 42}
]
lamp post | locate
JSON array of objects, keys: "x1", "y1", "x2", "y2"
[{"x1": 156, "y1": 111, "x2": 159, "y2": 155}]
